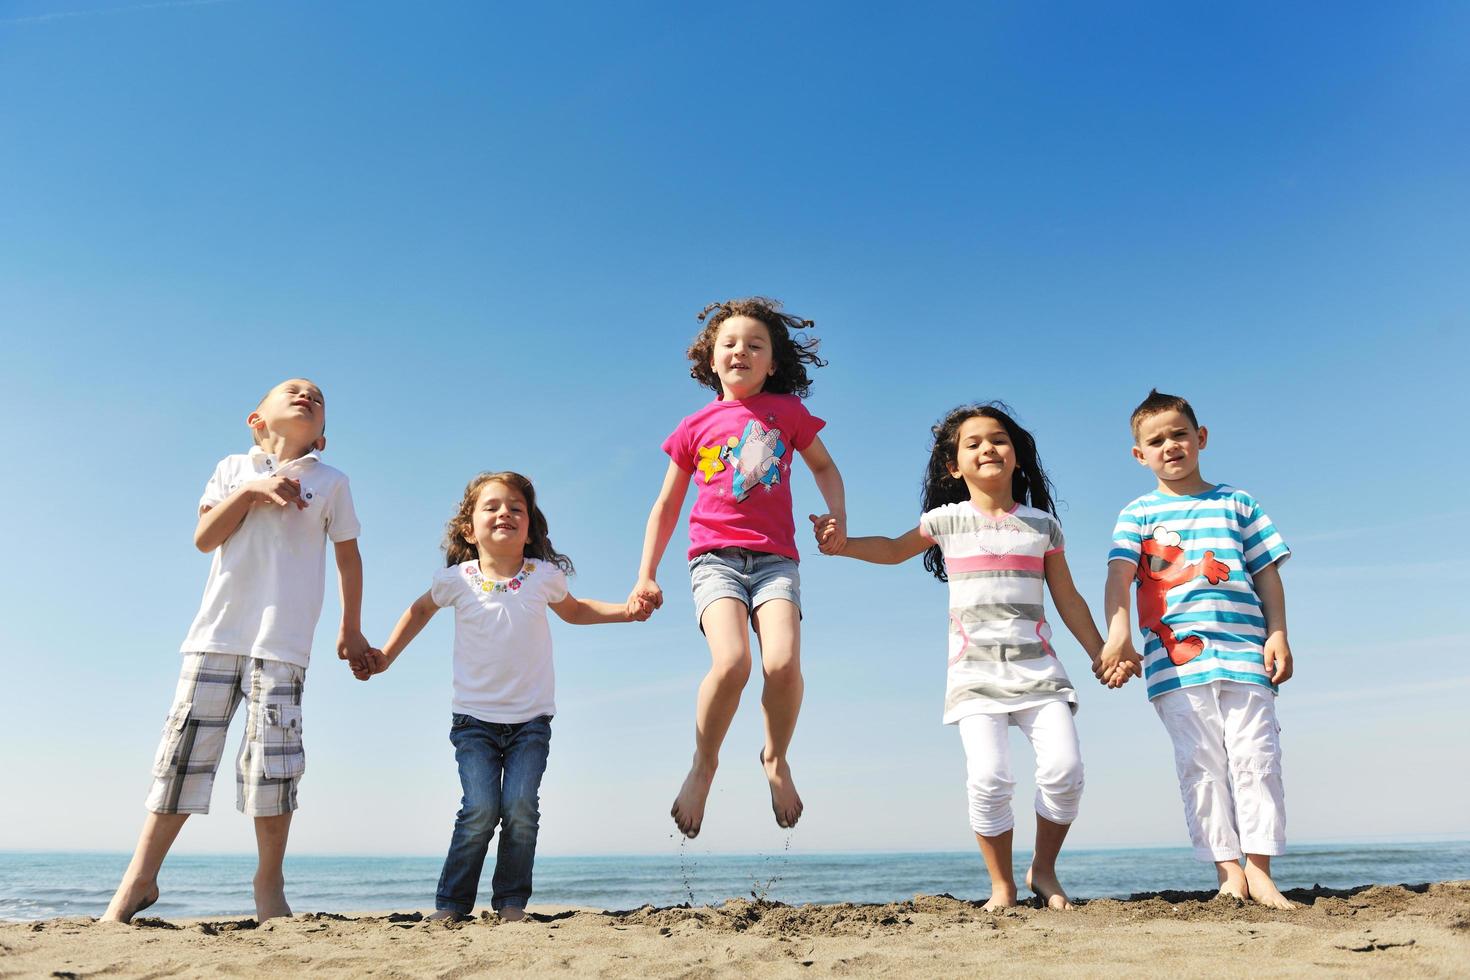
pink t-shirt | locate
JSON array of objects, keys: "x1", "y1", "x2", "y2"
[{"x1": 662, "y1": 392, "x2": 826, "y2": 561}]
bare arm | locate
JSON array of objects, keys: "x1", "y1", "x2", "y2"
[
  {"x1": 630, "y1": 460, "x2": 692, "y2": 610},
  {"x1": 550, "y1": 591, "x2": 648, "y2": 626},
  {"x1": 333, "y1": 539, "x2": 375, "y2": 674},
  {"x1": 1043, "y1": 551, "x2": 1104, "y2": 663},
  {"x1": 377, "y1": 592, "x2": 441, "y2": 671},
  {"x1": 800, "y1": 435, "x2": 848, "y2": 553},
  {"x1": 193, "y1": 474, "x2": 307, "y2": 552},
  {"x1": 1096, "y1": 560, "x2": 1142, "y2": 686},
  {"x1": 834, "y1": 525, "x2": 931, "y2": 565},
  {"x1": 1252, "y1": 561, "x2": 1293, "y2": 683}
]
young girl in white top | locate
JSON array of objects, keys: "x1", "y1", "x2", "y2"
[
  {"x1": 814, "y1": 404, "x2": 1133, "y2": 909},
  {"x1": 368, "y1": 471, "x2": 649, "y2": 921}
]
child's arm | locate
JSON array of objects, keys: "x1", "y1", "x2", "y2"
[
  {"x1": 369, "y1": 592, "x2": 440, "y2": 679},
  {"x1": 1252, "y1": 561, "x2": 1293, "y2": 684},
  {"x1": 629, "y1": 460, "x2": 692, "y2": 611},
  {"x1": 193, "y1": 475, "x2": 307, "y2": 552},
  {"x1": 1043, "y1": 552, "x2": 1106, "y2": 669},
  {"x1": 826, "y1": 524, "x2": 930, "y2": 565},
  {"x1": 550, "y1": 591, "x2": 651, "y2": 626},
  {"x1": 1097, "y1": 561, "x2": 1143, "y2": 688},
  {"x1": 799, "y1": 435, "x2": 847, "y2": 554},
  {"x1": 333, "y1": 539, "x2": 378, "y2": 676}
]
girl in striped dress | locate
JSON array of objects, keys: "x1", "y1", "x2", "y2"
[{"x1": 813, "y1": 403, "x2": 1132, "y2": 909}]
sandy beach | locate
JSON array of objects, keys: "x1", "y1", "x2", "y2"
[{"x1": 3, "y1": 881, "x2": 1466, "y2": 978}]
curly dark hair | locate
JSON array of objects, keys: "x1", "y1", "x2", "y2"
[
  {"x1": 444, "y1": 471, "x2": 574, "y2": 574},
  {"x1": 920, "y1": 402, "x2": 1058, "y2": 582},
  {"x1": 686, "y1": 297, "x2": 826, "y2": 399}
]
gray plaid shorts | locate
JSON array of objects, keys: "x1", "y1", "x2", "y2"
[{"x1": 145, "y1": 652, "x2": 306, "y2": 817}]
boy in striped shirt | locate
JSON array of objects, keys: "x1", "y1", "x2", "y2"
[{"x1": 1098, "y1": 390, "x2": 1296, "y2": 909}]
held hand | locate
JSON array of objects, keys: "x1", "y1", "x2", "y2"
[
  {"x1": 1096, "y1": 638, "x2": 1141, "y2": 687},
  {"x1": 338, "y1": 629, "x2": 373, "y2": 677},
  {"x1": 248, "y1": 475, "x2": 307, "y2": 510},
  {"x1": 1264, "y1": 633, "x2": 1293, "y2": 684},
  {"x1": 808, "y1": 513, "x2": 846, "y2": 555},
  {"x1": 631, "y1": 577, "x2": 663, "y2": 612},
  {"x1": 1106, "y1": 656, "x2": 1140, "y2": 689},
  {"x1": 625, "y1": 592, "x2": 654, "y2": 622}
]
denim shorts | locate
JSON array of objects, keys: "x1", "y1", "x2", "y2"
[{"x1": 689, "y1": 547, "x2": 801, "y2": 628}]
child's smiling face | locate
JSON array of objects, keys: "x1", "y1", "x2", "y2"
[
  {"x1": 710, "y1": 316, "x2": 775, "y2": 399},
  {"x1": 946, "y1": 415, "x2": 1016, "y2": 491},
  {"x1": 466, "y1": 480, "x2": 530, "y2": 557},
  {"x1": 1133, "y1": 408, "x2": 1208, "y2": 485}
]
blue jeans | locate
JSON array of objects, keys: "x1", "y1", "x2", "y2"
[{"x1": 436, "y1": 713, "x2": 552, "y2": 914}]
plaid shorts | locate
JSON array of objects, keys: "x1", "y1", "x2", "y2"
[{"x1": 145, "y1": 652, "x2": 306, "y2": 817}]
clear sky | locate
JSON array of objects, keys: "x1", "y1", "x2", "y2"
[{"x1": 2, "y1": 0, "x2": 1467, "y2": 860}]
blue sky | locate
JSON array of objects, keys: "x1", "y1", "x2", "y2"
[{"x1": 2, "y1": 0, "x2": 1467, "y2": 864}]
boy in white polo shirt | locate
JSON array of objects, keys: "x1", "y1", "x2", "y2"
[{"x1": 102, "y1": 378, "x2": 373, "y2": 924}]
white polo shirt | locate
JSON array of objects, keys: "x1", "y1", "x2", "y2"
[{"x1": 180, "y1": 448, "x2": 360, "y2": 668}]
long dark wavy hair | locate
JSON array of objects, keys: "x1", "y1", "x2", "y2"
[
  {"x1": 687, "y1": 297, "x2": 826, "y2": 399},
  {"x1": 444, "y1": 471, "x2": 574, "y2": 574},
  {"x1": 920, "y1": 403, "x2": 1057, "y2": 582}
]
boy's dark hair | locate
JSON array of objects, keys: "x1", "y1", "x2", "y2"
[
  {"x1": 686, "y1": 297, "x2": 826, "y2": 399},
  {"x1": 444, "y1": 471, "x2": 574, "y2": 574},
  {"x1": 920, "y1": 402, "x2": 1057, "y2": 582},
  {"x1": 1130, "y1": 389, "x2": 1199, "y2": 438}
]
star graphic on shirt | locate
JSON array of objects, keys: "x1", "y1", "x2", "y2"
[{"x1": 696, "y1": 444, "x2": 726, "y2": 483}]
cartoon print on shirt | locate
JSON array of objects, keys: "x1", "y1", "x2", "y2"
[
  {"x1": 728, "y1": 420, "x2": 786, "y2": 502},
  {"x1": 1135, "y1": 526, "x2": 1231, "y2": 666}
]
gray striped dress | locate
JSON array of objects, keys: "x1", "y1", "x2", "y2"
[{"x1": 918, "y1": 501, "x2": 1078, "y2": 723}]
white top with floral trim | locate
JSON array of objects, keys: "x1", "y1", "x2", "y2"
[{"x1": 429, "y1": 559, "x2": 569, "y2": 724}]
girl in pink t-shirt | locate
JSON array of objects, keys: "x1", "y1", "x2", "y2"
[{"x1": 630, "y1": 297, "x2": 847, "y2": 838}]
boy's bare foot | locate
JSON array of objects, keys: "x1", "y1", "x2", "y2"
[
  {"x1": 671, "y1": 761, "x2": 717, "y2": 838},
  {"x1": 427, "y1": 909, "x2": 466, "y2": 921},
  {"x1": 760, "y1": 748, "x2": 803, "y2": 829},
  {"x1": 981, "y1": 884, "x2": 1019, "y2": 911},
  {"x1": 1244, "y1": 856, "x2": 1295, "y2": 910},
  {"x1": 253, "y1": 875, "x2": 293, "y2": 922},
  {"x1": 1025, "y1": 866, "x2": 1073, "y2": 910},
  {"x1": 100, "y1": 880, "x2": 159, "y2": 924},
  {"x1": 1215, "y1": 859, "x2": 1249, "y2": 901},
  {"x1": 498, "y1": 906, "x2": 526, "y2": 922}
]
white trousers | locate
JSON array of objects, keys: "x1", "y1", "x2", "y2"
[
  {"x1": 1153, "y1": 681, "x2": 1286, "y2": 862},
  {"x1": 956, "y1": 700, "x2": 1083, "y2": 837}
]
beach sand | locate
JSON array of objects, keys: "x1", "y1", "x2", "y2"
[{"x1": 3, "y1": 881, "x2": 1466, "y2": 978}]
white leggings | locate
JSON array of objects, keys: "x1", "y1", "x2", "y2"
[{"x1": 956, "y1": 700, "x2": 1083, "y2": 837}]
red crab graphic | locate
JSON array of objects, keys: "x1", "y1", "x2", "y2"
[{"x1": 1136, "y1": 527, "x2": 1230, "y2": 666}]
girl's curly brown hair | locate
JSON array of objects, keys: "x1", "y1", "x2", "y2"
[
  {"x1": 443, "y1": 471, "x2": 574, "y2": 574},
  {"x1": 687, "y1": 297, "x2": 827, "y2": 399}
]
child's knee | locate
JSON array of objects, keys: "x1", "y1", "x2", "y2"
[
  {"x1": 966, "y1": 770, "x2": 1015, "y2": 836},
  {"x1": 761, "y1": 654, "x2": 801, "y2": 688},
  {"x1": 457, "y1": 795, "x2": 500, "y2": 834},
  {"x1": 710, "y1": 652, "x2": 753, "y2": 687},
  {"x1": 501, "y1": 791, "x2": 540, "y2": 833}
]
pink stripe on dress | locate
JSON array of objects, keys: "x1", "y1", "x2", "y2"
[{"x1": 943, "y1": 553, "x2": 1046, "y2": 574}]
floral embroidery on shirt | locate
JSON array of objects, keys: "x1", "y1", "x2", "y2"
[{"x1": 462, "y1": 560, "x2": 535, "y2": 594}]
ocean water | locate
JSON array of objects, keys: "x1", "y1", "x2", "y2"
[{"x1": 2, "y1": 841, "x2": 1466, "y2": 922}]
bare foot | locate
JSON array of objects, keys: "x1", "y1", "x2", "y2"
[
  {"x1": 670, "y1": 761, "x2": 717, "y2": 838},
  {"x1": 427, "y1": 909, "x2": 466, "y2": 921},
  {"x1": 253, "y1": 876, "x2": 293, "y2": 923},
  {"x1": 100, "y1": 879, "x2": 159, "y2": 924},
  {"x1": 760, "y1": 748, "x2": 803, "y2": 829},
  {"x1": 981, "y1": 884, "x2": 1018, "y2": 911},
  {"x1": 498, "y1": 906, "x2": 526, "y2": 922},
  {"x1": 1244, "y1": 859, "x2": 1295, "y2": 910},
  {"x1": 1215, "y1": 860, "x2": 1249, "y2": 901},
  {"x1": 1025, "y1": 866, "x2": 1073, "y2": 910}
]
